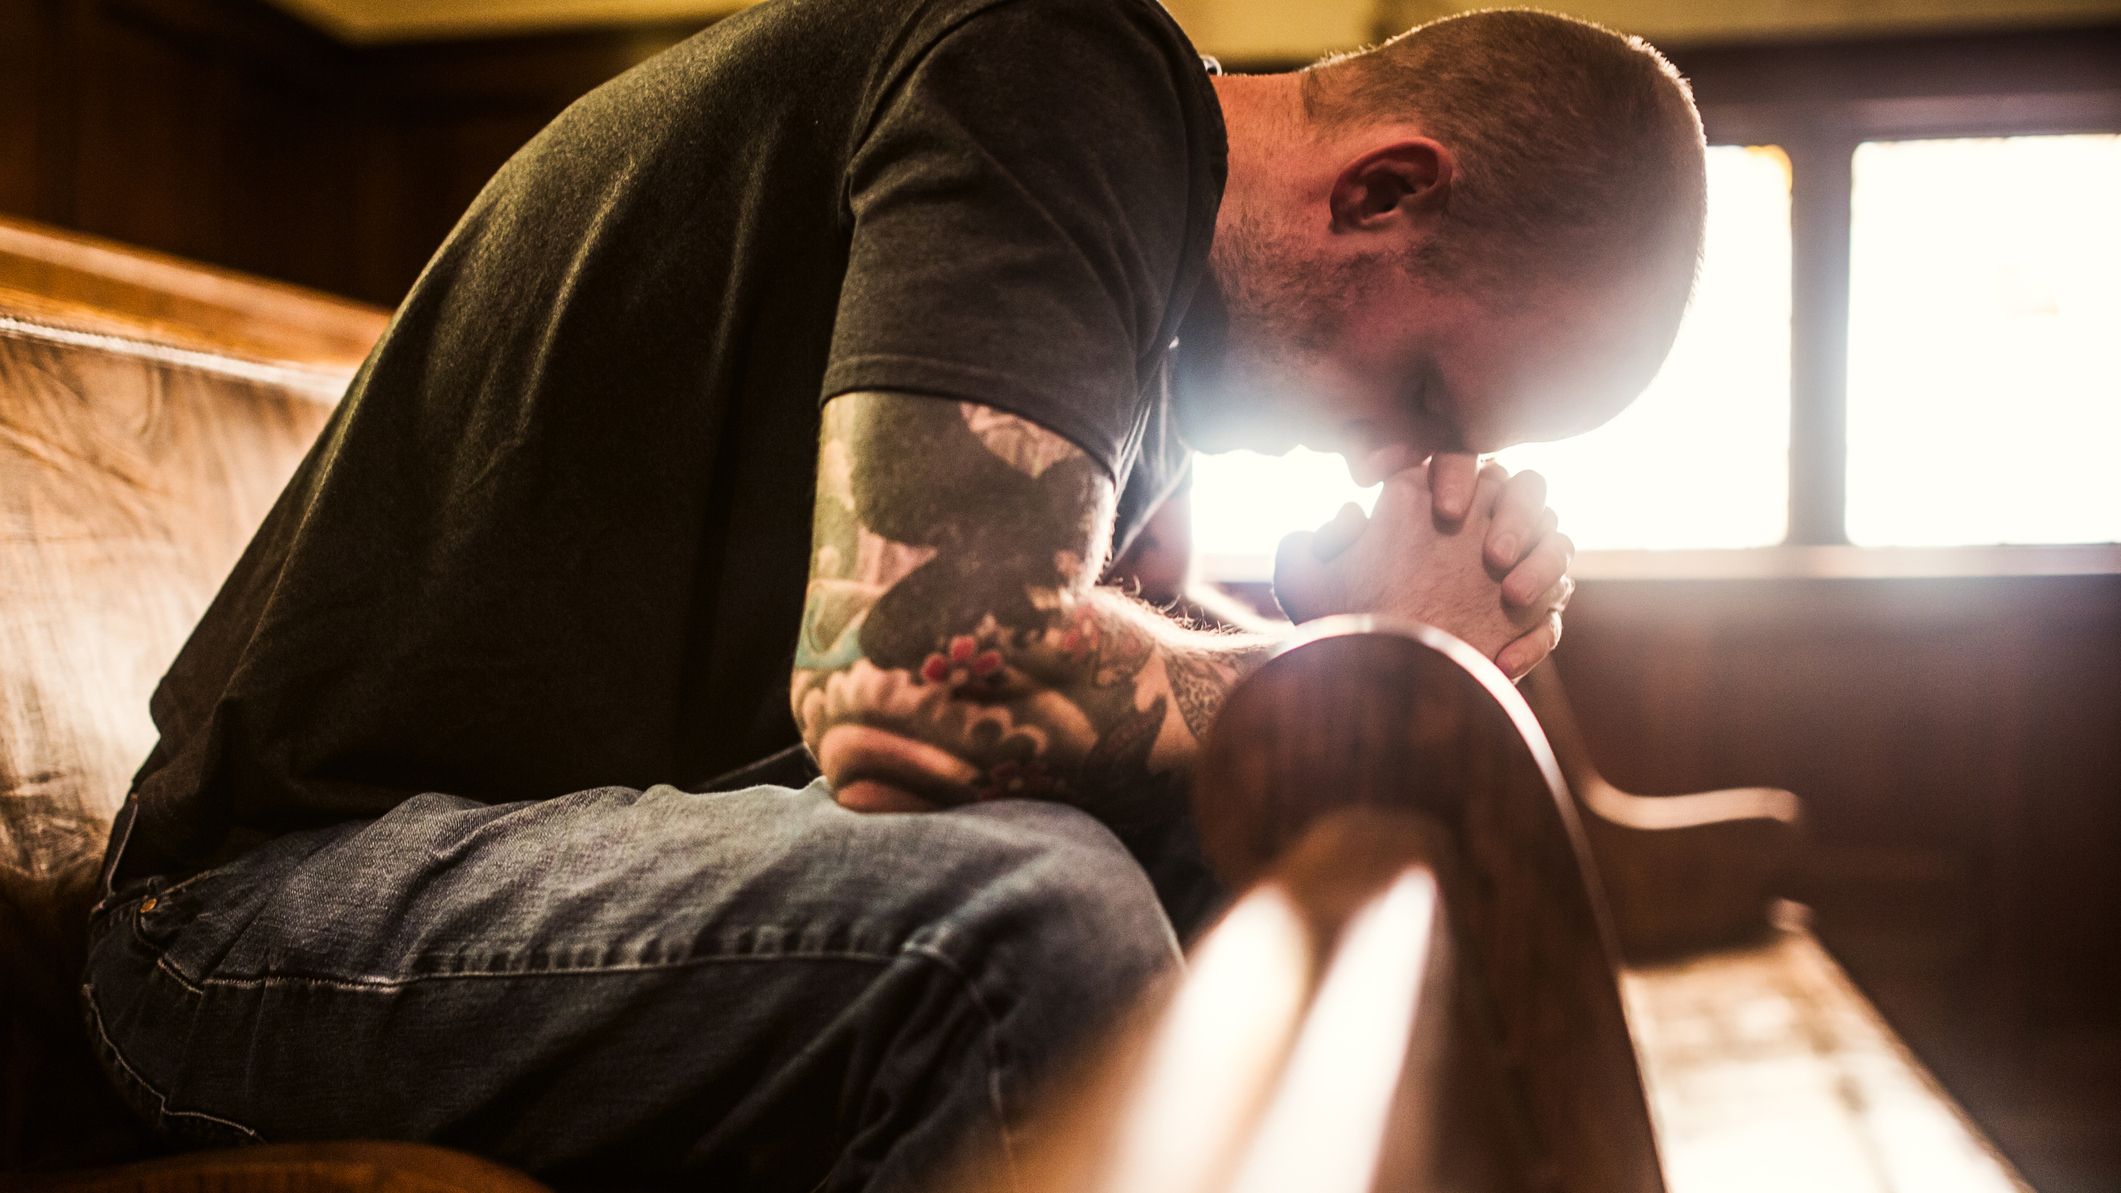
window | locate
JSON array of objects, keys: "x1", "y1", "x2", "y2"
[
  {"x1": 1187, "y1": 40, "x2": 2121, "y2": 578},
  {"x1": 1191, "y1": 145, "x2": 1794, "y2": 576},
  {"x1": 1496, "y1": 145, "x2": 1792, "y2": 551},
  {"x1": 1844, "y1": 134, "x2": 2121, "y2": 547}
]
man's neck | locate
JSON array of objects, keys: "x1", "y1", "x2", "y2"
[
  {"x1": 1180, "y1": 73, "x2": 1314, "y2": 456},
  {"x1": 1207, "y1": 72, "x2": 1311, "y2": 243}
]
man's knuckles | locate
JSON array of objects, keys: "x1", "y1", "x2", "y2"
[
  {"x1": 1377, "y1": 466, "x2": 1435, "y2": 511},
  {"x1": 1503, "y1": 539, "x2": 1571, "y2": 606},
  {"x1": 1501, "y1": 468, "x2": 1547, "y2": 508},
  {"x1": 1496, "y1": 610, "x2": 1565, "y2": 680}
]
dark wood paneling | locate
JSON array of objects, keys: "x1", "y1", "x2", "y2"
[
  {"x1": 0, "y1": 0, "x2": 697, "y2": 307},
  {"x1": 1671, "y1": 24, "x2": 2121, "y2": 123},
  {"x1": 0, "y1": 2, "x2": 51, "y2": 217}
]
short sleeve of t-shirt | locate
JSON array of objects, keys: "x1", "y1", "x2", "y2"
[{"x1": 821, "y1": 0, "x2": 1209, "y2": 480}]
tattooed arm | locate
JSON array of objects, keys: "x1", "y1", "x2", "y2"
[{"x1": 792, "y1": 391, "x2": 1274, "y2": 824}]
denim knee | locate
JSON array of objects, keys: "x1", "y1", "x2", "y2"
[{"x1": 920, "y1": 802, "x2": 1181, "y2": 1073}]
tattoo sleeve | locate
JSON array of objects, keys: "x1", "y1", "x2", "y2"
[{"x1": 792, "y1": 392, "x2": 1275, "y2": 827}]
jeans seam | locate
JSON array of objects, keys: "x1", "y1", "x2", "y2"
[
  {"x1": 80, "y1": 978, "x2": 265, "y2": 1143},
  {"x1": 157, "y1": 946, "x2": 909, "y2": 993},
  {"x1": 116, "y1": 934, "x2": 1019, "y2": 1187},
  {"x1": 902, "y1": 941, "x2": 1023, "y2": 1192},
  {"x1": 125, "y1": 895, "x2": 911, "y2": 991}
]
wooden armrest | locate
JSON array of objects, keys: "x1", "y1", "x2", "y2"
[
  {"x1": 1192, "y1": 617, "x2": 1662, "y2": 1193},
  {"x1": 984, "y1": 618, "x2": 1668, "y2": 1193},
  {"x1": 995, "y1": 807, "x2": 1523, "y2": 1193},
  {"x1": 1521, "y1": 665, "x2": 1803, "y2": 960},
  {"x1": 970, "y1": 619, "x2": 1669, "y2": 1193}
]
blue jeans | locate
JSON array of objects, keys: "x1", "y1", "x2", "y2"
[{"x1": 81, "y1": 781, "x2": 1216, "y2": 1190}]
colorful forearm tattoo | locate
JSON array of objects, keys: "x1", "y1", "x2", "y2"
[{"x1": 792, "y1": 393, "x2": 1269, "y2": 825}]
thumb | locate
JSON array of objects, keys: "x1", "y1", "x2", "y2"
[
  {"x1": 1273, "y1": 530, "x2": 1333, "y2": 623},
  {"x1": 1311, "y1": 502, "x2": 1370, "y2": 562}
]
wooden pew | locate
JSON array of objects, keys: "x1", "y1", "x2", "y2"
[
  {"x1": 1523, "y1": 669, "x2": 2031, "y2": 1193},
  {"x1": 0, "y1": 219, "x2": 385, "y2": 1175},
  {"x1": 0, "y1": 215, "x2": 386, "y2": 372},
  {"x1": 1002, "y1": 622, "x2": 2033, "y2": 1192},
  {"x1": 991, "y1": 620, "x2": 1660, "y2": 1193},
  {"x1": 1162, "y1": 542, "x2": 2035, "y2": 1190}
]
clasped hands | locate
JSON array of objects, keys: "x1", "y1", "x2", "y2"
[{"x1": 1273, "y1": 453, "x2": 1574, "y2": 681}]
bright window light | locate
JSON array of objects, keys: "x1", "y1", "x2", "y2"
[
  {"x1": 1192, "y1": 145, "x2": 1794, "y2": 578},
  {"x1": 1845, "y1": 134, "x2": 2121, "y2": 547}
]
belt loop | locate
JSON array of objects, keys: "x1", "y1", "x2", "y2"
[{"x1": 96, "y1": 794, "x2": 143, "y2": 904}]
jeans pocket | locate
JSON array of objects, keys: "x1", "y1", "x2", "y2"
[
  {"x1": 128, "y1": 826, "x2": 348, "y2": 982},
  {"x1": 126, "y1": 870, "x2": 230, "y2": 971},
  {"x1": 81, "y1": 934, "x2": 265, "y2": 1149}
]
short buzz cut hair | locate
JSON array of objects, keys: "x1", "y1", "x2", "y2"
[{"x1": 1304, "y1": 8, "x2": 1708, "y2": 294}]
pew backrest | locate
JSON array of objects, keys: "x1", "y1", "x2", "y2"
[{"x1": 0, "y1": 220, "x2": 381, "y2": 1167}]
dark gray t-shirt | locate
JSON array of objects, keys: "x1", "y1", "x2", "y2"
[{"x1": 117, "y1": 0, "x2": 1227, "y2": 878}]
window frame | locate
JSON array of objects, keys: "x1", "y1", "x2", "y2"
[
  {"x1": 1197, "y1": 26, "x2": 2121, "y2": 580},
  {"x1": 1679, "y1": 25, "x2": 2121, "y2": 550}
]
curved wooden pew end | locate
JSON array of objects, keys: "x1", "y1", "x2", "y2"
[
  {"x1": 1191, "y1": 618, "x2": 1666, "y2": 1193},
  {"x1": 989, "y1": 808, "x2": 1526, "y2": 1193},
  {"x1": 1521, "y1": 665, "x2": 1805, "y2": 961}
]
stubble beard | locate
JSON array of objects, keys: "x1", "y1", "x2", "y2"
[{"x1": 1202, "y1": 209, "x2": 1376, "y2": 452}]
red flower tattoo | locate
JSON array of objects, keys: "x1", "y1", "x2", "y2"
[
  {"x1": 1057, "y1": 608, "x2": 1101, "y2": 660},
  {"x1": 919, "y1": 633, "x2": 1006, "y2": 691}
]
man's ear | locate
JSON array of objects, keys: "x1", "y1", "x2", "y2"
[{"x1": 1327, "y1": 138, "x2": 1455, "y2": 234}]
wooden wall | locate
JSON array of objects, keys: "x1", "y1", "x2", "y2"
[
  {"x1": 0, "y1": 0, "x2": 699, "y2": 307},
  {"x1": 1558, "y1": 574, "x2": 2121, "y2": 1193}
]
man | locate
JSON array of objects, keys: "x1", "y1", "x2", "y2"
[{"x1": 82, "y1": 1, "x2": 1705, "y2": 1189}]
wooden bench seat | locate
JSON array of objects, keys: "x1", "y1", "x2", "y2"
[
  {"x1": 1625, "y1": 918, "x2": 2029, "y2": 1193},
  {"x1": 1518, "y1": 667, "x2": 2031, "y2": 1191},
  {"x1": 993, "y1": 623, "x2": 2035, "y2": 1192}
]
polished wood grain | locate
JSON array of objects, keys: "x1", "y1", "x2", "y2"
[
  {"x1": 17, "y1": 1140, "x2": 554, "y2": 1192},
  {"x1": 0, "y1": 305, "x2": 347, "y2": 1169},
  {"x1": 0, "y1": 216, "x2": 388, "y2": 370},
  {"x1": 992, "y1": 807, "x2": 1529, "y2": 1193},
  {"x1": 1194, "y1": 620, "x2": 1665, "y2": 1193},
  {"x1": 1522, "y1": 664, "x2": 1802, "y2": 961},
  {"x1": 1625, "y1": 913, "x2": 2031, "y2": 1193}
]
